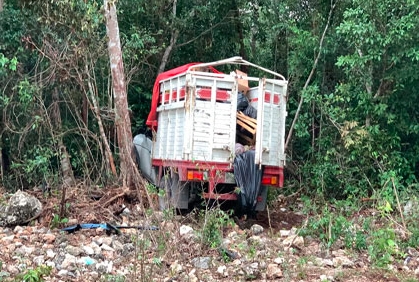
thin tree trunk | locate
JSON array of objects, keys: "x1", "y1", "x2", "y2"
[
  {"x1": 104, "y1": 0, "x2": 134, "y2": 186},
  {"x1": 285, "y1": 0, "x2": 336, "y2": 150},
  {"x1": 82, "y1": 94, "x2": 88, "y2": 126},
  {"x1": 250, "y1": 3, "x2": 259, "y2": 59},
  {"x1": 233, "y1": 0, "x2": 248, "y2": 73},
  {"x1": 158, "y1": 30, "x2": 179, "y2": 74},
  {"x1": 52, "y1": 88, "x2": 76, "y2": 187},
  {"x1": 357, "y1": 49, "x2": 372, "y2": 127},
  {"x1": 158, "y1": 0, "x2": 178, "y2": 74},
  {"x1": 58, "y1": 139, "x2": 75, "y2": 187},
  {"x1": 86, "y1": 67, "x2": 117, "y2": 177},
  {"x1": 0, "y1": 0, "x2": 3, "y2": 12},
  {"x1": 0, "y1": 149, "x2": 3, "y2": 183}
]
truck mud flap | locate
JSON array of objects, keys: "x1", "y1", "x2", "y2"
[
  {"x1": 233, "y1": 150, "x2": 263, "y2": 218},
  {"x1": 255, "y1": 185, "x2": 268, "y2": 212}
]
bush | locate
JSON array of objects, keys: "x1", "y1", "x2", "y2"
[{"x1": 199, "y1": 207, "x2": 234, "y2": 249}]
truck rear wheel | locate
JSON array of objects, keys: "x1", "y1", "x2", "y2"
[{"x1": 159, "y1": 169, "x2": 190, "y2": 211}]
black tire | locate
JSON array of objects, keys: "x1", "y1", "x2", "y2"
[{"x1": 158, "y1": 169, "x2": 190, "y2": 211}]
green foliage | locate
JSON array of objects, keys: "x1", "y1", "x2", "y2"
[
  {"x1": 10, "y1": 145, "x2": 57, "y2": 188},
  {"x1": 15, "y1": 265, "x2": 52, "y2": 282},
  {"x1": 301, "y1": 201, "x2": 368, "y2": 251},
  {"x1": 101, "y1": 274, "x2": 126, "y2": 282},
  {"x1": 199, "y1": 208, "x2": 234, "y2": 249},
  {"x1": 399, "y1": 193, "x2": 419, "y2": 248},
  {"x1": 302, "y1": 206, "x2": 347, "y2": 249},
  {"x1": 300, "y1": 198, "x2": 415, "y2": 267},
  {"x1": 50, "y1": 213, "x2": 69, "y2": 229},
  {"x1": 145, "y1": 182, "x2": 158, "y2": 195},
  {"x1": 16, "y1": 79, "x2": 36, "y2": 109},
  {"x1": 368, "y1": 228, "x2": 402, "y2": 267},
  {"x1": 0, "y1": 53, "x2": 17, "y2": 72},
  {"x1": 330, "y1": 0, "x2": 419, "y2": 197},
  {"x1": 281, "y1": 0, "x2": 419, "y2": 201}
]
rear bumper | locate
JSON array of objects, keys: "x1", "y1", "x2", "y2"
[{"x1": 152, "y1": 159, "x2": 284, "y2": 188}]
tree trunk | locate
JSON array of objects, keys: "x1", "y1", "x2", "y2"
[
  {"x1": 0, "y1": 0, "x2": 3, "y2": 13},
  {"x1": 86, "y1": 70, "x2": 117, "y2": 177},
  {"x1": 158, "y1": 0, "x2": 178, "y2": 74},
  {"x1": 285, "y1": 0, "x2": 336, "y2": 150},
  {"x1": 52, "y1": 88, "x2": 76, "y2": 187},
  {"x1": 0, "y1": 149, "x2": 3, "y2": 184},
  {"x1": 81, "y1": 94, "x2": 88, "y2": 126},
  {"x1": 233, "y1": 0, "x2": 248, "y2": 73},
  {"x1": 158, "y1": 30, "x2": 179, "y2": 74},
  {"x1": 104, "y1": 0, "x2": 134, "y2": 187}
]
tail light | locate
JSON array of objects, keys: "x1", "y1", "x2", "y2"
[
  {"x1": 261, "y1": 176, "x2": 278, "y2": 185},
  {"x1": 187, "y1": 170, "x2": 204, "y2": 180}
]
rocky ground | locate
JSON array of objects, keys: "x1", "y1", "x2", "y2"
[{"x1": 0, "y1": 186, "x2": 418, "y2": 282}]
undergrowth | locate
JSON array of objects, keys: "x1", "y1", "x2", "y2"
[
  {"x1": 299, "y1": 187, "x2": 419, "y2": 269},
  {"x1": 199, "y1": 205, "x2": 235, "y2": 249}
]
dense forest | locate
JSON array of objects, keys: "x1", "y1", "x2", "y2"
[{"x1": 0, "y1": 0, "x2": 418, "y2": 206}]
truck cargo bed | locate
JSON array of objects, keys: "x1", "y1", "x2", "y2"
[
  {"x1": 137, "y1": 57, "x2": 288, "y2": 210},
  {"x1": 153, "y1": 71, "x2": 287, "y2": 168}
]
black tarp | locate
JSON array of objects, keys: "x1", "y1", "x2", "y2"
[
  {"x1": 237, "y1": 91, "x2": 249, "y2": 111},
  {"x1": 237, "y1": 91, "x2": 257, "y2": 118},
  {"x1": 242, "y1": 104, "x2": 257, "y2": 119},
  {"x1": 233, "y1": 150, "x2": 263, "y2": 218}
]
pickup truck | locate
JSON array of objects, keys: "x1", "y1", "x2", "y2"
[{"x1": 134, "y1": 57, "x2": 288, "y2": 213}]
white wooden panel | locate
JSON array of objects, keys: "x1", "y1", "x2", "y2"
[
  {"x1": 214, "y1": 134, "x2": 231, "y2": 142},
  {"x1": 156, "y1": 101, "x2": 185, "y2": 112},
  {"x1": 262, "y1": 103, "x2": 280, "y2": 165},
  {"x1": 155, "y1": 71, "x2": 293, "y2": 167},
  {"x1": 166, "y1": 110, "x2": 176, "y2": 158},
  {"x1": 212, "y1": 150, "x2": 231, "y2": 162},
  {"x1": 213, "y1": 137, "x2": 230, "y2": 145},
  {"x1": 155, "y1": 107, "x2": 186, "y2": 160},
  {"x1": 160, "y1": 75, "x2": 187, "y2": 93},
  {"x1": 248, "y1": 81, "x2": 286, "y2": 166},
  {"x1": 214, "y1": 102, "x2": 232, "y2": 109},
  {"x1": 174, "y1": 108, "x2": 185, "y2": 159},
  {"x1": 191, "y1": 98, "x2": 235, "y2": 162},
  {"x1": 192, "y1": 141, "x2": 210, "y2": 160},
  {"x1": 194, "y1": 77, "x2": 235, "y2": 90},
  {"x1": 214, "y1": 124, "x2": 231, "y2": 131},
  {"x1": 154, "y1": 111, "x2": 168, "y2": 159}
]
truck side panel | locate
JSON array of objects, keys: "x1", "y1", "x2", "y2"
[
  {"x1": 154, "y1": 106, "x2": 185, "y2": 160},
  {"x1": 248, "y1": 80, "x2": 287, "y2": 167},
  {"x1": 154, "y1": 74, "x2": 237, "y2": 163}
]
